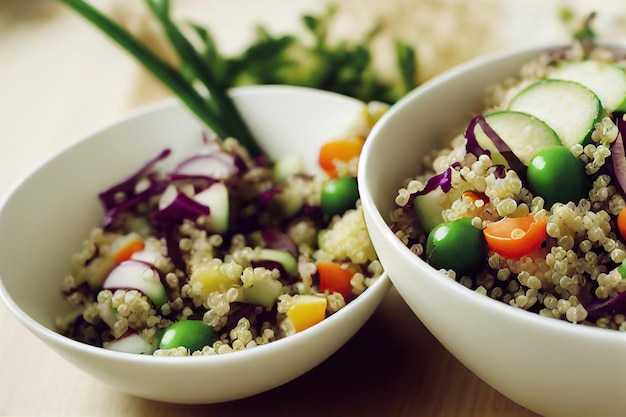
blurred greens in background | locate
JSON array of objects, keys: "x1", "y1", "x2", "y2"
[{"x1": 189, "y1": 5, "x2": 418, "y2": 104}]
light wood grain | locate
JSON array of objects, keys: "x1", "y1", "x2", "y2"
[{"x1": 4, "y1": 2, "x2": 617, "y2": 415}]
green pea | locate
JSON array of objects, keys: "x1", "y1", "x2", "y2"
[
  {"x1": 158, "y1": 320, "x2": 217, "y2": 352},
  {"x1": 527, "y1": 146, "x2": 587, "y2": 209},
  {"x1": 321, "y1": 176, "x2": 359, "y2": 218},
  {"x1": 426, "y1": 218, "x2": 486, "y2": 274}
]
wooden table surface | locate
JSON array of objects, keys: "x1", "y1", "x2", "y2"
[{"x1": 1, "y1": 2, "x2": 624, "y2": 416}]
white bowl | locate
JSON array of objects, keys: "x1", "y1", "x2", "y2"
[
  {"x1": 359, "y1": 44, "x2": 626, "y2": 417},
  {"x1": 0, "y1": 85, "x2": 390, "y2": 404}
]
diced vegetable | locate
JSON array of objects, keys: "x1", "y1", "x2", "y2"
[
  {"x1": 102, "y1": 260, "x2": 167, "y2": 307},
  {"x1": 286, "y1": 295, "x2": 327, "y2": 333},
  {"x1": 474, "y1": 111, "x2": 561, "y2": 165},
  {"x1": 158, "y1": 320, "x2": 218, "y2": 352},
  {"x1": 173, "y1": 152, "x2": 237, "y2": 180},
  {"x1": 261, "y1": 229, "x2": 298, "y2": 257},
  {"x1": 548, "y1": 60, "x2": 626, "y2": 112},
  {"x1": 253, "y1": 249, "x2": 298, "y2": 277},
  {"x1": 426, "y1": 218, "x2": 486, "y2": 274},
  {"x1": 112, "y1": 234, "x2": 145, "y2": 264},
  {"x1": 317, "y1": 262, "x2": 354, "y2": 298},
  {"x1": 189, "y1": 259, "x2": 240, "y2": 296},
  {"x1": 319, "y1": 137, "x2": 365, "y2": 178},
  {"x1": 194, "y1": 182, "x2": 230, "y2": 233},
  {"x1": 273, "y1": 154, "x2": 305, "y2": 184},
  {"x1": 617, "y1": 206, "x2": 626, "y2": 241},
  {"x1": 321, "y1": 176, "x2": 360, "y2": 219},
  {"x1": 508, "y1": 79, "x2": 604, "y2": 147},
  {"x1": 413, "y1": 187, "x2": 446, "y2": 233},
  {"x1": 462, "y1": 190, "x2": 489, "y2": 204},
  {"x1": 103, "y1": 331, "x2": 155, "y2": 355},
  {"x1": 483, "y1": 213, "x2": 547, "y2": 260},
  {"x1": 526, "y1": 146, "x2": 587, "y2": 208},
  {"x1": 241, "y1": 276, "x2": 283, "y2": 308}
]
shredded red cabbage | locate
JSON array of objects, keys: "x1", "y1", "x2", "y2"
[
  {"x1": 151, "y1": 192, "x2": 210, "y2": 233},
  {"x1": 476, "y1": 115, "x2": 527, "y2": 175},
  {"x1": 102, "y1": 178, "x2": 167, "y2": 228},
  {"x1": 98, "y1": 148, "x2": 171, "y2": 211},
  {"x1": 464, "y1": 116, "x2": 490, "y2": 157},
  {"x1": 415, "y1": 167, "x2": 453, "y2": 197},
  {"x1": 607, "y1": 114, "x2": 626, "y2": 198},
  {"x1": 256, "y1": 187, "x2": 282, "y2": 208},
  {"x1": 261, "y1": 228, "x2": 298, "y2": 258},
  {"x1": 583, "y1": 290, "x2": 626, "y2": 321},
  {"x1": 150, "y1": 192, "x2": 211, "y2": 271}
]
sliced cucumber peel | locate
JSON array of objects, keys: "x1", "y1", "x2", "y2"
[
  {"x1": 475, "y1": 110, "x2": 561, "y2": 165},
  {"x1": 508, "y1": 79, "x2": 604, "y2": 148}
]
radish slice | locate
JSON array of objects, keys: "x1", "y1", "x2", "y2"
[
  {"x1": 103, "y1": 260, "x2": 167, "y2": 307},
  {"x1": 173, "y1": 153, "x2": 237, "y2": 180},
  {"x1": 194, "y1": 182, "x2": 229, "y2": 233},
  {"x1": 103, "y1": 331, "x2": 155, "y2": 354}
]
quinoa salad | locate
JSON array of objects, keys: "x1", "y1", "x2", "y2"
[
  {"x1": 57, "y1": 105, "x2": 385, "y2": 356},
  {"x1": 391, "y1": 41, "x2": 626, "y2": 331}
]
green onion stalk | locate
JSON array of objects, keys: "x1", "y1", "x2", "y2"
[{"x1": 57, "y1": 0, "x2": 263, "y2": 157}]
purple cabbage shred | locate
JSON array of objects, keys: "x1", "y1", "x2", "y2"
[
  {"x1": 98, "y1": 148, "x2": 171, "y2": 211},
  {"x1": 261, "y1": 228, "x2": 299, "y2": 258},
  {"x1": 475, "y1": 115, "x2": 527, "y2": 175},
  {"x1": 415, "y1": 167, "x2": 453, "y2": 197},
  {"x1": 583, "y1": 291, "x2": 626, "y2": 321},
  {"x1": 464, "y1": 116, "x2": 490, "y2": 157},
  {"x1": 151, "y1": 192, "x2": 210, "y2": 234},
  {"x1": 607, "y1": 114, "x2": 626, "y2": 198}
]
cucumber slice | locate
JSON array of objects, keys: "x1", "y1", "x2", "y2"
[
  {"x1": 548, "y1": 60, "x2": 626, "y2": 112},
  {"x1": 508, "y1": 79, "x2": 603, "y2": 148},
  {"x1": 242, "y1": 277, "x2": 283, "y2": 308},
  {"x1": 194, "y1": 182, "x2": 229, "y2": 234},
  {"x1": 273, "y1": 154, "x2": 305, "y2": 185},
  {"x1": 474, "y1": 111, "x2": 561, "y2": 165},
  {"x1": 413, "y1": 187, "x2": 445, "y2": 233},
  {"x1": 253, "y1": 248, "x2": 298, "y2": 277}
]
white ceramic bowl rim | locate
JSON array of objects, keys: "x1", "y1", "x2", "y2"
[
  {"x1": 360, "y1": 42, "x2": 626, "y2": 344},
  {"x1": 0, "y1": 85, "x2": 390, "y2": 365}
]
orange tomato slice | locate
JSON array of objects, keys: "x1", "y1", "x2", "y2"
[
  {"x1": 483, "y1": 213, "x2": 547, "y2": 260},
  {"x1": 318, "y1": 137, "x2": 365, "y2": 178}
]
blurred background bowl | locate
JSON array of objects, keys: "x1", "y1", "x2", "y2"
[
  {"x1": 358, "y1": 44, "x2": 626, "y2": 417},
  {"x1": 0, "y1": 85, "x2": 390, "y2": 404}
]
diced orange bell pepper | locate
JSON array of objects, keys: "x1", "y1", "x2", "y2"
[{"x1": 317, "y1": 262, "x2": 355, "y2": 298}]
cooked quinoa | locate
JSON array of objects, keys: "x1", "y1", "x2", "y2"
[
  {"x1": 391, "y1": 42, "x2": 626, "y2": 330},
  {"x1": 57, "y1": 105, "x2": 384, "y2": 355}
]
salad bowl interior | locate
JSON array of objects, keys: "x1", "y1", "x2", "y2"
[
  {"x1": 359, "y1": 44, "x2": 626, "y2": 417},
  {"x1": 0, "y1": 85, "x2": 390, "y2": 404}
]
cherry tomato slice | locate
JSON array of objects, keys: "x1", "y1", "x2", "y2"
[{"x1": 483, "y1": 213, "x2": 547, "y2": 259}]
